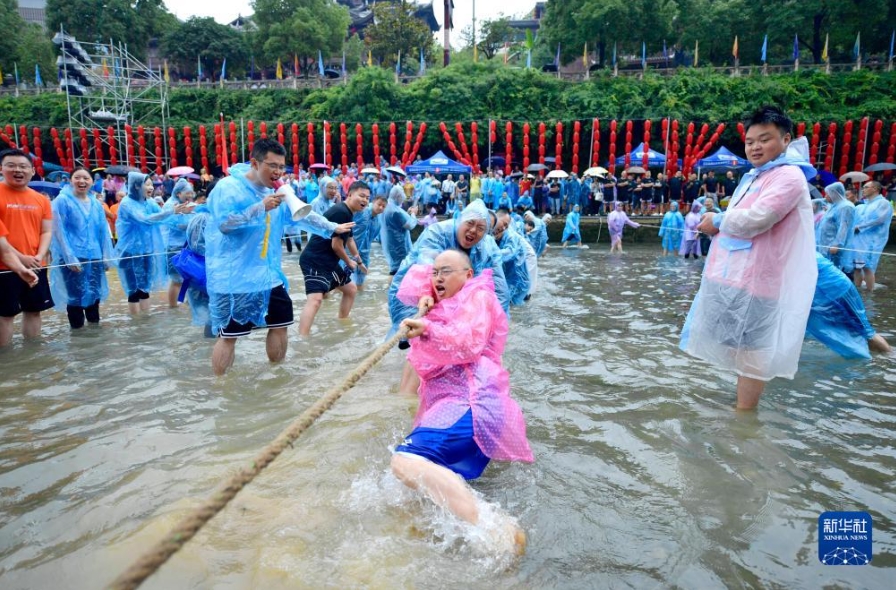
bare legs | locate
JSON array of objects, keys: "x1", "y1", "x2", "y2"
[
  {"x1": 736, "y1": 376, "x2": 766, "y2": 410},
  {"x1": 0, "y1": 313, "x2": 44, "y2": 347},
  {"x1": 298, "y1": 284, "x2": 357, "y2": 336},
  {"x1": 167, "y1": 282, "x2": 181, "y2": 307},
  {"x1": 399, "y1": 361, "x2": 421, "y2": 395},
  {"x1": 0, "y1": 316, "x2": 13, "y2": 347},
  {"x1": 854, "y1": 268, "x2": 876, "y2": 292},
  {"x1": 391, "y1": 454, "x2": 480, "y2": 523},
  {"x1": 211, "y1": 327, "x2": 288, "y2": 376}
]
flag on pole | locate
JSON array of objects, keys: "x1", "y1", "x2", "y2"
[
  {"x1": 853, "y1": 32, "x2": 861, "y2": 59},
  {"x1": 395, "y1": 50, "x2": 401, "y2": 75},
  {"x1": 197, "y1": 56, "x2": 202, "y2": 80},
  {"x1": 792, "y1": 34, "x2": 799, "y2": 62},
  {"x1": 641, "y1": 41, "x2": 646, "y2": 69},
  {"x1": 318, "y1": 51, "x2": 325, "y2": 76},
  {"x1": 14, "y1": 62, "x2": 20, "y2": 86},
  {"x1": 503, "y1": 42, "x2": 509, "y2": 64},
  {"x1": 612, "y1": 42, "x2": 617, "y2": 66},
  {"x1": 732, "y1": 36, "x2": 738, "y2": 60},
  {"x1": 35, "y1": 64, "x2": 43, "y2": 86},
  {"x1": 761, "y1": 34, "x2": 768, "y2": 63},
  {"x1": 102, "y1": 58, "x2": 109, "y2": 78},
  {"x1": 276, "y1": 58, "x2": 283, "y2": 80},
  {"x1": 662, "y1": 40, "x2": 668, "y2": 61},
  {"x1": 889, "y1": 30, "x2": 895, "y2": 59},
  {"x1": 367, "y1": 50, "x2": 373, "y2": 67},
  {"x1": 220, "y1": 58, "x2": 226, "y2": 87},
  {"x1": 554, "y1": 43, "x2": 561, "y2": 67},
  {"x1": 694, "y1": 40, "x2": 699, "y2": 67},
  {"x1": 526, "y1": 49, "x2": 531, "y2": 69},
  {"x1": 294, "y1": 54, "x2": 299, "y2": 77},
  {"x1": 342, "y1": 51, "x2": 347, "y2": 77},
  {"x1": 821, "y1": 34, "x2": 829, "y2": 62},
  {"x1": 419, "y1": 48, "x2": 425, "y2": 76},
  {"x1": 163, "y1": 60, "x2": 170, "y2": 84},
  {"x1": 473, "y1": 43, "x2": 478, "y2": 63},
  {"x1": 219, "y1": 113, "x2": 229, "y2": 176}
]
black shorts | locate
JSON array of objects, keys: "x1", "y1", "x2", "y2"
[
  {"x1": 0, "y1": 268, "x2": 54, "y2": 317},
  {"x1": 301, "y1": 263, "x2": 352, "y2": 295},
  {"x1": 218, "y1": 285, "x2": 294, "y2": 338}
]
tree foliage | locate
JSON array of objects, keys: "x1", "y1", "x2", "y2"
[
  {"x1": 160, "y1": 17, "x2": 250, "y2": 80},
  {"x1": 363, "y1": 0, "x2": 434, "y2": 68},
  {"x1": 0, "y1": 0, "x2": 56, "y2": 84}
]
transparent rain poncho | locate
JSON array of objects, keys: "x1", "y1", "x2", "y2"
[
  {"x1": 658, "y1": 200, "x2": 685, "y2": 251},
  {"x1": 561, "y1": 208, "x2": 582, "y2": 243},
  {"x1": 848, "y1": 193, "x2": 893, "y2": 272},
  {"x1": 806, "y1": 252, "x2": 875, "y2": 359},
  {"x1": 607, "y1": 201, "x2": 640, "y2": 246},
  {"x1": 679, "y1": 202, "x2": 702, "y2": 256},
  {"x1": 161, "y1": 178, "x2": 196, "y2": 249},
  {"x1": 494, "y1": 225, "x2": 532, "y2": 306},
  {"x1": 523, "y1": 212, "x2": 547, "y2": 255},
  {"x1": 351, "y1": 205, "x2": 380, "y2": 286},
  {"x1": 114, "y1": 172, "x2": 172, "y2": 295},
  {"x1": 380, "y1": 187, "x2": 418, "y2": 273},
  {"x1": 816, "y1": 182, "x2": 855, "y2": 270},
  {"x1": 680, "y1": 138, "x2": 818, "y2": 381},
  {"x1": 49, "y1": 184, "x2": 113, "y2": 308},
  {"x1": 183, "y1": 204, "x2": 211, "y2": 327},
  {"x1": 311, "y1": 176, "x2": 338, "y2": 216},
  {"x1": 397, "y1": 265, "x2": 533, "y2": 463},
  {"x1": 387, "y1": 200, "x2": 510, "y2": 335},
  {"x1": 204, "y1": 163, "x2": 338, "y2": 334}
]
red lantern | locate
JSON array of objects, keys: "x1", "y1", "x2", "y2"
[
  {"x1": 538, "y1": 122, "x2": 546, "y2": 167},
  {"x1": 291, "y1": 123, "x2": 300, "y2": 171},
  {"x1": 277, "y1": 122, "x2": 285, "y2": 146},
  {"x1": 455, "y1": 123, "x2": 470, "y2": 162},
  {"x1": 307, "y1": 122, "x2": 316, "y2": 166},
  {"x1": 260, "y1": 121, "x2": 268, "y2": 139},
  {"x1": 408, "y1": 122, "x2": 427, "y2": 163},
  {"x1": 505, "y1": 122, "x2": 513, "y2": 175},
  {"x1": 470, "y1": 121, "x2": 480, "y2": 172},
  {"x1": 489, "y1": 120, "x2": 497, "y2": 145},
  {"x1": 388, "y1": 122, "x2": 397, "y2": 165},
  {"x1": 522, "y1": 122, "x2": 531, "y2": 172},
  {"x1": 592, "y1": 119, "x2": 601, "y2": 168},
  {"x1": 18, "y1": 125, "x2": 30, "y2": 154}
]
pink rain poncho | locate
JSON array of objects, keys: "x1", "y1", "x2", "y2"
[
  {"x1": 397, "y1": 265, "x2": 533, "y2": 463},
  {"x1": 680, "y1": 139, "x2": 817, "y2": 381},
  {"x1": 607, "y1": 202, "x2": 639, "y2": 245}
]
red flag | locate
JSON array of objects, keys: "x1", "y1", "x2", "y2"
[{"x1": 219, "y1": 113, "x2": 229, "y2": 176}]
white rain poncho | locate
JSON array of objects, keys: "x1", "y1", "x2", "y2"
[
  {"x1": 848, "y1": 193, "x2": 893, "y2": 272},
  {"x1": 311, "y1": 176, "x2": 338, "y2": 216},
  {"x1": 49, "y1": 184, "x2": 114, "y2": 308},
  {"x1": 816, "y1": 182, "x2": 855, "y2": 270},
  {"x1": 380, "y1": 186, "x2": 418, "y2": 273},
  {"x1": 204, "y1": 163, "x2": 339, "y2": 334},
  {"x1": 680, "y1": 137, "x2": 818, "y2": 381},
  {"x1": 494, "y1": 224, "x2": 531, "y2": 305},
  {"x1": 387, "y1": 199, "x2": 510, "y2": 335},
  {"x1": 114, "y1": 172, "x2": 172, "y2": 296}
]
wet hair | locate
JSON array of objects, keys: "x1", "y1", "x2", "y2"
[
  {"x1": 347, "y1": 180, "x2": 370, "y2": 195},
  {"x1": 743, "y1": 105, "x2": 793, "y2": 137},
  {"x1": 250, "y1": 138, "x2": 287, "y2": 161},
  {"x1": 0, "y1": 148, "x2": 31, "y2": 166}
]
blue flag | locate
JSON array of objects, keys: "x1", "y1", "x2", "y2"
[
  {"x1": 792, "y1": 34, "x2": 799, "y2": 61},
  {"x1": 554, "y1": 43, "x2": 561, "y2": 67},
  {"x1": 419, "y1": 48, "x2": 425, "y2": 76},
  {"x1": 14, "y1": 62, "x2": 19, "y2": 86},
  {"x1": 197, "y1": 56, "x2": 202, "y2": 79},
  {"x1": 318, "y1": 51, "x2": 325, "y2": 76},
  {"x1": 663, "y1": 40, "x2": 668, "y2": 60},
  {"x1": 526, "y1": 49, "x2": 531, "y2": 69},
  {"x1": 853, "y1": 32, "x2": 860, "y2": 59},
  {"x1": 395, "y1": 50, "x2": 401, "y2": 75},
  {"x1": 342, "y1": 51, "x2": 346, "y2": 77},
  {"x1": 35, "y1": 64, "x2": 43, "y2": 86},
  {"x1": 761, "y1": 34, "x2": 768, "y2": 63},
  {"x1": 641, "y1": 42, "x2": 646, "y2": 69},
  {"x1": 220, "y1": 58, "x2": 227, "y2": 81},
  {"x1": 890, "y1": 30, "x2": 895, "y2": 59},
  {"x1": 612, "y1": 42, "x2": 617, "y2": 66}
]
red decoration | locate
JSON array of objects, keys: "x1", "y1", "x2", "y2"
[
  {"x1": 18, "y1": 125, "x2": 30, "y2": 154},
  {"x1": 93, "y1": 128, "x2": 104, "y2": 168},
  {"x1": 260, "y1": 121, "x2": 268, "y2": 139},
  {"x1": 489, "y1": 120, "x2": 497, "y2": 145},
  {"x1": 642, "y1": 120, "x2": 651, "y2": 168},
  {"x1": 505, "y1": 121, "x2": 513, "y2": 175},
  {"x1": 136, "y1": 126, "x2": 147, "y2": 173},
  {"x1": 554, "y1": 121, "x2": 563, "y2": 170},
  {"x1": 372, "y1": 123, "x2": 380, "y2": 166},
  {"x1": 854, "y1": 117, "x2": 868, "y2": 171},
  {"x1": 572, "y1": 121, "x2": 580, "y2": 173},
  {"x1": 888, "y1": 122, "x2": 896, "y2": 164},
  {"x1": 402, "y1": 121, "x2": 414, "y2": 166},
  {"x1": 455, "y1": 123, "x2": 471, "y2": 163},
  {"x1": 355, "y1": 123, "x2": 363, "y2": 168},
  {"x1": 408, "y1": 122, "x2": 427, "y2": 164},
  {"x1": 307, "y1": 122, "x2": 316, "y2": 166},
  {"x1": 608, "y1": 120, "x2": 617, "y2": 174},
  {"x1": 324, "y1": 121, "x2": 333, "y2": 168},
  {"x1": 291, "y1": 123, "x2": 300, "y2": 172},
  {"x1": 389, "y1": 122, "x2": 397, "y2": 165},
  {"x1": 182, "y1": 127, "x2": 192, "y2": 169},
  {"x1": 32, "y1": 128, "x2": 45, "y2": 175},
  {"x1": 198, "y1": 125, "x2": 208, "y2": 171},
  {"x1": 538, "y1": 122, "x2": 546, "y2": 168},
  {"x1": 624, "y1": 120, "x2": 633, "y2": 168},
  {"x1": 471, "y1": 122, "x2": 480, "y2": 172},
  {"x1": 340, "y1": 122, "x2": 348, "y2": 173},
  {"x1": 522, "y1": 122, "x2": 531, "y2": 172},
  {"x1": 591, "y1": 118, "x2": 600, "y2": 168}
]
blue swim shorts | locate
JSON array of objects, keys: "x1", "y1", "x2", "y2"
[{"x1": 395, "y1": 409, "x2": 490, "y2": 480}]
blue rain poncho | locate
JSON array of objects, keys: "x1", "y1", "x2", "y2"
[
  {"x1": 849, "y1": 193, "x2": 893, "y2": 272},
  {"x1": 494, "y1": 225, "x2": 531, "y2": 305},
  {"x1": 524, "y1": 211, "x2": 548, "y2": 255},
  {"x1": 184, "y1": 204, "x2": 211, "y2": 328},
  {"x1": 806, "y1": 251, "x2": 876, "y2": 359},
  {"x1": 516, "y1": 194, "x2": 534, "y2": 211},
  {"x1": 161, "y1": 178, "x2": 196, "y2": 249},
  {"x1": 381, "y1": 187, "x2": 418, "y2": 273},
  {"x1": 562, "y1": 208, "x2": 582, "y2": 243},
  {"x1": 312, "y1": 176, "x2": 338, "y2": 216},
  {"x1": 114, "y1": 172, "x2": 173, "y2": 296},
  {"x1": 204, "y1": 163, "x2": 339, "y2": 334},
  {"x1": 387, "y1": 199, "x2": 510, "y2": 335},
  {"x1": 49, "y1": 184, "x2": 114, "y2": 309},
  {"x1": 658, "y1": 201, "x2": 685, "y2": 251},
  {"x1": 815, "y1": 182, "x2": 855, "y2": 270},
  {"x1": 351, "y1": 205, "x2": 381, "y2": 286},
  {"x1": 505, "y1": 178, "x2": 520, "y2": 206},
  {"x1": 497, "y1": 192, "x2": 512, "y2": 210},
  {"x1": 302, "y1": 175, "x2": 320, "y2": 203}
]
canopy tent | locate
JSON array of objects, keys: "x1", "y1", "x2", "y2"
[
  {"x1": 696, "y1": 146, "x2": 750, "y2": 170},
  {"x1": 406, "y1": 150, "x2": 472, "y2": 175},
  {"x1": 614, "y1": 142, "x2": 670, "y2": 168}
]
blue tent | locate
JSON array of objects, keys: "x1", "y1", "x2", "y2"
[
  {"x1": 406, "y1": 150, "x2": 472, "y2": 175},
  {"x1": 614, "y1": 142, "x2": 669, "y2": 168},
  {"x1": 696, "y1": 146, "x2": 750, "y2": 170}
]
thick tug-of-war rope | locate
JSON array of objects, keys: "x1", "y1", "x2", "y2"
[{"x1": 107, "y1": 306, "x2": 429, "y2": 590}]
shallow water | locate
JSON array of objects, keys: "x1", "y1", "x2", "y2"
[{"x1": 1, "y1": 244, "x2": 894, "y2": 589}]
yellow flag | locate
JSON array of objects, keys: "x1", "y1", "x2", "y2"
[
  {"x1": 367, "y1": 51, "x2": 373, "y2": 67},
  {"x1": 163, "y1": 60, "x2": 170, "y2": 84},
  {"x1": 694, "y1": 40, "x2": 699, "y2": 67},
  {"x1": 584, "y1": 42, "x2": 588, "y2": 67},
  {"x1": 821, "y1": 33, "x2": 829, "y2": 62},
  {"x1": 732, "y1": 36, "x2": 738, "y2": 59},
  {"x1": 276, "y1": 58, "x2": 283, "y2": 80},
  {"x1": 473, "y1": 44, "x2": 478, "y2": 63},
  {"x1": 102, "y1": 58, "x2": 109, "y2": 78}
]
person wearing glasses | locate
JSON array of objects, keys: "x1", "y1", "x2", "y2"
[
  {"x1": 0, "y1": 149, "x2": 54, "y2": 347},
  {"x1": 161, "y1": 178, "x2": 197, "y2": 307},
  {"x1": 849, "y1": 181, "x2": 892, "y2": 292},
  {"x1": 391, "y1": 249, "x2": 532, "y2": 553},
  {"x1": 204, "y1": 139, "x2": 353, "y2": 375}
]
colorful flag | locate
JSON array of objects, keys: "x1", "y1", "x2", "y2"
[
  {"x1": 163, "y1": 60, "x2": 170, "y2": 85},
  {"x1": 503, "y1": 42, "x2": 509, "y2": 65},
  {"x1": 584, "y1": 42, "x2": 588, "y2": 67},
  {"x1": 890, "y1": 30, "x2": 895, "y2": 59},
  {"x1": 641, "y1": 42, "x2": 646, "y2": 69},
  {"x1": 14, "y1": 62, "x2": 19, "y2": 86},
  {"x1": 318, "y1": 51, "x2": 325, "y2": 76},
  {"x1": 197, "y1": 56, "x2": 202, "y2": 80},
  {"x1": 102, "y1": 58, "x2": 109, "y2": 78},
  {"x1": 220, "y1": 58, "x2": 226, "y2": 87},
  {"x1": 732, "y1": 36, "x2": 738, "y2": 60},
  {"x1": 35, "y1": 64, "x2": 43, "y2": 86},
  {"x1": 419, "y1": 48, "x2": 425, "y2": 76},
  {"x1": 694, "y1": 40, "x2": 699, "y2": 67},
  {"x1": 792, "y1": 34, "x2": 799, "y2": 62},
  {"x1": 294, "y1": 54, "x2": 299, "y2": 77},
  {"x1": 761, "y1": 34, "x2": 768, "y2": 63},
  {"x1": 395, "y1": 50, "x2": 401, "y2": 75},
  {"x1": 526, "y1": 49, "x2": 531, "y2": 69},
  {"x1": 276, "y1": 58, "x2": 283, "y2": 80},
  {"x1": 473, "y1": 43, "x2": 478, "y2": 63},
  {"x1": 821, "y1": 34, "x2": 829, "y2": 62},
  {"x1": 853, "y1": 32, "x2": 860, "y2": 59},
  {"x1": 367, "y1": 50, "x2": 372, "y2": 67},
  {"x1": 612, "y1": 42, "x2": 617, "y2": 66}
]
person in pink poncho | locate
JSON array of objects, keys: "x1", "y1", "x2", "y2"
[
  {"x1": 607, "y1": 200, "x2": 640, "y2": 253},
  {"x1": 391, "y1": 249, "x2": 533, "y2": 550}
]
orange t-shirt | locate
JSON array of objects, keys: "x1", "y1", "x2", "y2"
[
  {"x1": 0, "y1": 183, "x2": 52, "y2": 270},
  {"x1": 0, "y1": 218, "x2": 7, "y2": 239}
]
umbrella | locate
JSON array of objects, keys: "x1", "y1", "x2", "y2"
[
  {"x1": 864, "y1": 162, "x2": 896, "y2": 173},
  {"x1": 625, "y1": 166, "x2": 647, "y2": 175},
  {"x1": 45, "y1": 171, "x2": 70, "y2": 183},
  {"x1": 309, "y1": 163, "x2": 330, "y2": 171},
  {"x1": 167, "y1": 165, "x2": 194, "y2": 176},
  {"x1": 385, "y1": 166, "x2": 407, "y2": 177},
  {"x1": 360, "y1": 167, "x2": 380, "y2": 175},
  {"x1": 546, "y1": 170, "x2": 569, "y2": 179},
  {"x1": 28, "y1": 181, "x2": 62, "y2": 197},
  {"x1": 816, "y1": 170, "x2": 838, "y2": 187},
  {"x1": 526, "y1": 163, "x2": 548, "y2": 172},
  {"x1": 809, "y1": 186, "x2": 823, "y2": 200},
  {"x1": 583, "y1": 166, "x2": 609, "y2": 177},
  {"x1": 185, "y1": 173, "x2": 201, "y2": 180},
  {"x1": 106, "y1": 165, "x2": 138, "y2": 176},
  {"x1": 526, "y1": 174, "x2": 536, "y2": 179},
  {"x1": 840, "y1": 171, "x2": 869, "y2": 184},
  {"x1": 509, "y1": 171, "x2": 524, "y2": 179},
  {"x1": 91, "y1": 167, "x2": 106, "y2": 173}
]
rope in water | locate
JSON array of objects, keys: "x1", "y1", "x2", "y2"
[{"x1": 106, "y1": 308, "x2": 426, "y2": 590}]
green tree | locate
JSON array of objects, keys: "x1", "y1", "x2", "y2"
[
  {"x1": 476, "y1": 18, "x2": 515, "y2": 60},
  {"x1": 251, "y1": 0, "x2": 351, "y2": 77},
  {"x1": 161, "y1": 17, "x2": 250, "y2": 80},
  {"x1": 363, "y1": 0, "x2": 433, "y2": 69}
]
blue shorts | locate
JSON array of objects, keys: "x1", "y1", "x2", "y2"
[{"x1": 395, "y1": 409, "x2": 490, "y2": 480}]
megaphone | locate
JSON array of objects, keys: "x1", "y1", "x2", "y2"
[{"x1": 276, "y1": 183, "x2": 311, "y2": 221}]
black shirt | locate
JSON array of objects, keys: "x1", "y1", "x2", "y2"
[
  {"x1": 668, "y1": 176, "x2": 683, "y2": 200},
  {"x1": 300, "y1": 202, "x2": 353, "y2": 272},
  {"x1": 616, "y1": 180, "x2": 630, "y2": 200},
  {"x1": 704, "y1": 177, "x2": 718, "y2": 193},
  {"x1": 723, "y1": 178, "x2": 738, "y2": 197},
  {"x1": 684, "y1": 180, "x2": 700, "y2": 201}
]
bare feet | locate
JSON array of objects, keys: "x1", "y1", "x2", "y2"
[{"x1": 869, "y1": 334, "x2": 892, "y2": 354}]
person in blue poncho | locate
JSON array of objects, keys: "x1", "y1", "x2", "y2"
[
  {"x1": 387, "y1": 198, "x2": 510, "y2": 393},
  {"x1": 204, "y1": 139, "x2": 353, "y2": 375},
  {"x1": 351, "y1": 193, "x2": 387, "y2": 290},
  {"x1": 850, "y1": 181, "x2": 892, "y2": 291},
  {"x1": 161, "y1": 178, "x2": 197, "y2": 307},
  {"x1": 658, "y1": 200, "x2": 685, "y2": 256},
  {"x1": 115, "y1": 171, "x2": 183, "y2": 314},
  {"x1": 312, "y1": 176, "x2": 340, "y2": 217},
  {"x1": 493, "y1": 208, "x2": 532, "y2": 305},
  {"x1": 381, "y1": 181, "x2": 419, "y2": 281},
  {"x1": 516, "y1": 190, "x2": 534, "y2": 212},
  {"x1": 523, "y1": 210, "x2": 548, "y2": 256},
  {"x1": 50, "y1": 167, "x2": 114, "y2": 329},
  {"x1": 807, "y1": 252, "x2": 890, "y2": 358},
  {"x1": 561, "y1": 204, "x2": 583, "y2": 247},
  {"x1": 815, "y1": 182, "x2": 855, "y2": 273},
  {"x1": 176, "y1": 202, "x2": 213, "y2": 337}
]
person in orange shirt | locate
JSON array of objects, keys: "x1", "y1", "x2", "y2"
[
  {"x1": 1, "y1": 220, "x2": 39, "y2": 286},
  {"x1": 109, "y1": 189, "x2": 125, "y2": 241},
  {"x1": 0, "y1": 149, "x2": 54, "y2": 347}
]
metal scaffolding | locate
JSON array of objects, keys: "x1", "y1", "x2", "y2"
[{"x1": 54, "y1": 29, "x2": 170, "y2": 169}]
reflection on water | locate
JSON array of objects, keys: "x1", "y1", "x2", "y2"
[{"x1": 0, "y1": 245, "x2": 894, "y2": 589}]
